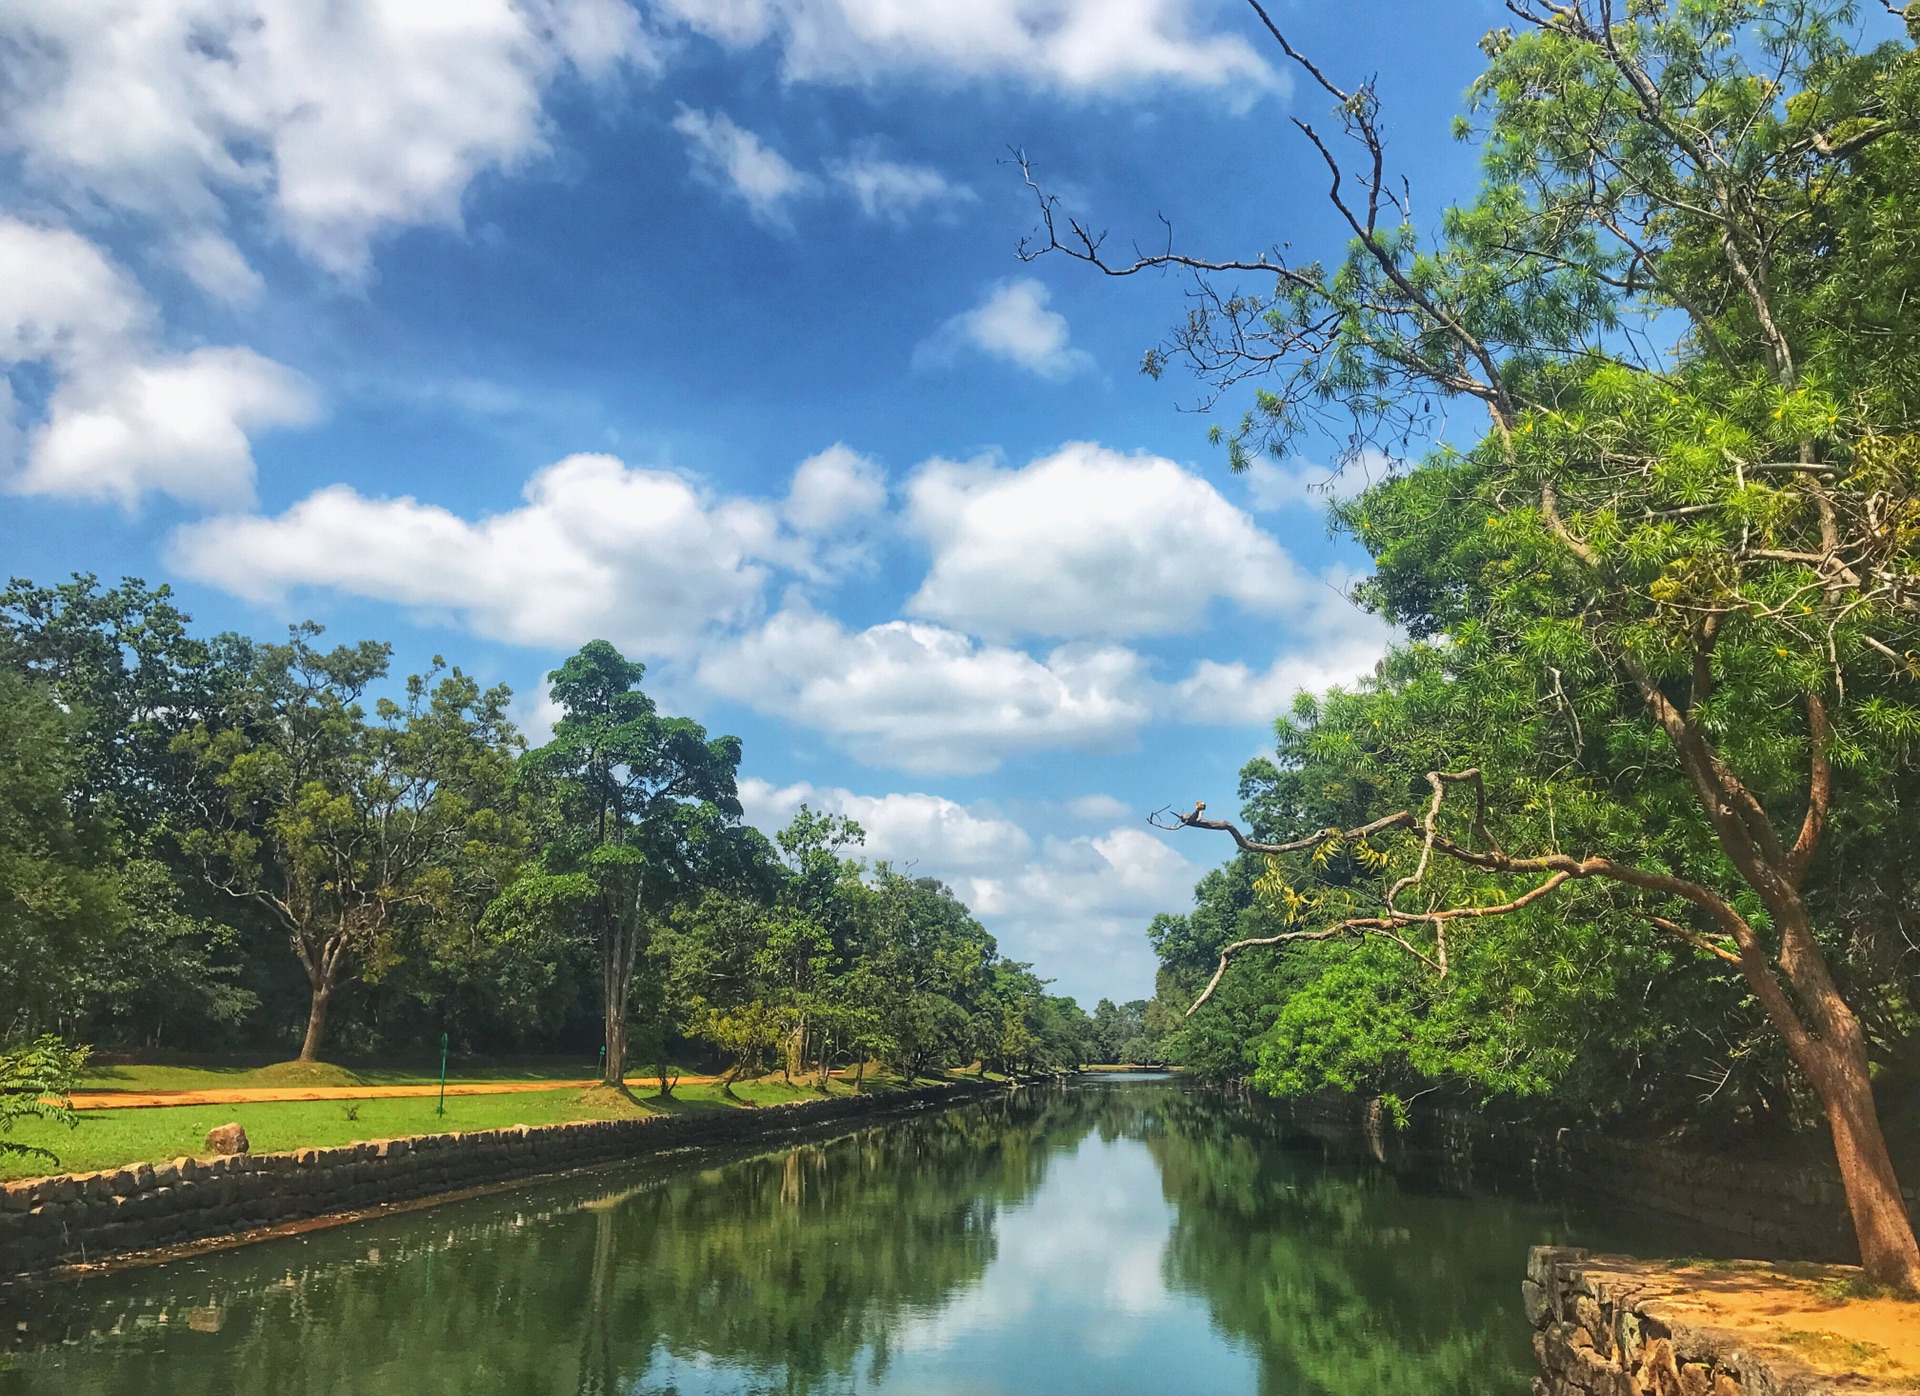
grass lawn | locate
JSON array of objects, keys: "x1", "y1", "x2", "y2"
[
  {"x1": 3, "y1": 1073, "x2": 931, "y2": 1182},
  {"x1": 76, "y1": 1058, "x2": 631, "y2": 1093}
]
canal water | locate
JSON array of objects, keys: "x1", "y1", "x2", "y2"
[{"x1": 1, "y1": 1076, "x2": 1686, "y2": 1395}]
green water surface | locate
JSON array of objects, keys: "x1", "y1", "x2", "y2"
[{"x1": 1, "y1": 1077, "x2": 1672, "y2": 1394}]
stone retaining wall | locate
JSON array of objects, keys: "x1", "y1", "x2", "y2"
[
  {"x1": 1276, "y1": 1093, "x2": 1919, "y2": 1262},
  {"x1": 1524, "y1": 1246, "x2": 1913, "y2": 1396},
  {"x1": 0, "y1": 1079, "x2": 1007, "y2": 1278}
]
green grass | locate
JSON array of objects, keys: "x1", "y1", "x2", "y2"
[
  {"x1": 2, "y1": 1073, "x2": 928, "y2": 1181},
  {"x1": 76, "y1": 1058, "x2": 626, "y2": 1093}
]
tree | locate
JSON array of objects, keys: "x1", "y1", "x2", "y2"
[
  {"x1": 512, "y1": 641, "x2": 744, "y2": 1087},
  {"x1": 178, "y1": 627, "x2": 521, "y2": 1062},
  {"x1": 0, "y1": 670, "x2": 124, "y2": 1036},
  {"x1": 1034, "y1": 0, "x2": 1920, "y2": 1286},
  {"x1": 1, "y1": 576, "x2": 257, "y2": 1047},
  {"x1": 0, "y1": 575, "x2": 249, "y2": 837}
]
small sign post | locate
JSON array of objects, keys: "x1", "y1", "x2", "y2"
[{"x1": 437, "y1": 1032, "x2": 449, "y2": 1117}]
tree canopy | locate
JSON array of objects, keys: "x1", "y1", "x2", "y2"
[{"x1": 1047, "y1": 0, "x2": 1920, "y2": 1287}]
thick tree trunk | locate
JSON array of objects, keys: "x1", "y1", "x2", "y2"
[
  {"x1": 1644, "y1": 684, "x2": 1920, "y2": 1291},
  {"x1": 1768, "y1": 948, "x2": 1920, "y2": 1291},
  {"x1": 1814, "y1": 1049, "x2": 1920, "y2": 1289},
  {"x1": 299, "y1": 981, "x2": 331, "y2": 1063},
  {"x1": 603, "y1": 1010, "x2": 627, "y2": 1087}
]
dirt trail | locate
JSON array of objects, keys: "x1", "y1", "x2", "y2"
[{"x1": 70, "y1": 1077, "x2": 720, "y2": 1111}]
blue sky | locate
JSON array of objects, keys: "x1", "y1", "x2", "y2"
[{"x1": 0, "y1": 0, "x2": 1507, "y2": 1005}]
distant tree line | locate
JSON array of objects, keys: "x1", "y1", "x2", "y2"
[{"x1": 0, "y1": 576, "x2": 1095, "y2": 1130}]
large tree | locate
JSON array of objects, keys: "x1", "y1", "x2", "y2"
[
  {"x1": 1035, "y1": 0, "x2": 1920, "y2": 1285},
  {"x1": 512, "y1": 641, "x2": 745, "y2": 1087},
  {"x1": 0, "y1": 670, "x2": 123, "y2": 1036},
  {"x1": 178, "y1": 626, "x2": 521, "y2": 1062},
  {"x1": 1, "y1": 576, "x2": 259, "y2": 1046}
]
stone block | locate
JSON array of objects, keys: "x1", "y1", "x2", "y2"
[{"x1": 207, "y1": 1121, "x2": 251, "y2": 1159}]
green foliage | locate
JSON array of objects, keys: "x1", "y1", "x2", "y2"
[
  {"x1": 667, "y1": 811, "x2": 1093, "y2": 1087},
  {"x1": 0, "y1": 1036, "x2": 88, "y2": 1164},
  {"x1": 0, "y1": 603, "x2": 1100, "y2": 1098},
  {"x1": 0, "y1": 670, "x2": 124, "y2": 1036},
  {"x1": 174, "y1": 625, "x2": 525, "y2": 1059},
  {"x1": 1128, "y1": 2, "x2": 1920, "y2": 1153}
]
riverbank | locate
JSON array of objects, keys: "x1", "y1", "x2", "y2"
[
  {"x1": 0, "y1": 1076, "x2": 1018, "y2": 1280},
  {"x1": 1528, "y1": 1246, "x2": 1920, "y2": 1395},
  {"x1": 1271, "y1": 1090, "x2": 1920, "y2": 1264}
]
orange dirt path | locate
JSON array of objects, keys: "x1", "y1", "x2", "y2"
[{"x1": 69, "y1": 1077, "x2": 720, "y2": 1111}]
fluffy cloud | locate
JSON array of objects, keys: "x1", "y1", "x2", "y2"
[
  {"x1": 915, "y1": 279, "x2": 1091, "y2": 380},
  {"x1": 0, "y1": 217, "x2": 315, "y2": 506},
  {"x1": 672, "y1": 107, "x2": 817, "y2": 226},
  {"x1": 905, "y1": 442, "x2": 1310, "y2": 641},
  {"x1": 782, "y1": 442, "x2": 886, "y2": 533},
  {"x1": 705, "y1": 598, "x2": 1388, "y2": 771},
  {"x1": 699, "y1": 604, "x2": 1155, "y2": 773},
  {"x1": 0, "y1": 0, "x2": 653, "y2": 280},
  {"x1": 741, "y1": 777, "x2": 1033, "y2": 869},
  {"x1": 170, "y1": 453, "x2": 783, "y2": 654},
  {"x1": 828, "y1": 150, "x2": 976, "y2": 222},
  {"x1": 1170, "y1": 625, "x2": 1392, "y2": 724},
  {"x1": 651, "y1": 0, "x2": 1276, "y2": 94},
  {"x1": 168, "y1": 446, "x2": 894, "y2": 654},
  {"x1": 740, "y1": 776, "x2": 1200, "y2": 1000},
  {"x1": 168, "y1": 431, "x2": 1391, "y2": 772}
]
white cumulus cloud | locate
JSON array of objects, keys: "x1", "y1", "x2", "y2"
[
  {"x1": 0, "y1": 217, "x2": 315, "y2": 506},
  {"x1": 650, "y1": 0, "x2": 1277, "y2": 95},
  {"x1": 167, "y1": 446, "x2": 896, "y2": 655},
  {"x1": 741, "y1": 777, "x2": 1034, "y2": 870},
  {"x1": 672, "y1": 107, "x2": 817, "y2": 226},
  {"x1": 905, "y1": 441, "x2": 1310, "y2": 641},
  {"x1": 782, "y1": 442, "x2": 886, "y2": 534},
  {"x1": 169, "y1": 453, "x2": 782, "y2": 655},
  {"x1": 698, "y1": 603, "x2": 1155, "y2": 773},
  {"x1": 915, "y1": 278, "x2": 1091, "y2": 380},
  {"x1": 167, "y1": 433, "x2": 1391, "y2": 773},
  {"x1": 0, "y1": 0, "x2": 655, "y2": 281}
]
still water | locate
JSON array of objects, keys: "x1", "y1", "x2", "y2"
[{"x1": 2, "y1": 1077, "x2": 1669, "y2": 1395}]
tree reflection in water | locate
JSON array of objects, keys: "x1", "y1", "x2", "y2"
[{"x1": 2, "y1": 1081, "x2": 1588, "y2": 1396}]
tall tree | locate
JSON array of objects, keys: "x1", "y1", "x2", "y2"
[
  {"x1": 1, "y1": 576, "x2": 258, "y2": 1046},
  {"x1": 0, "y1": 670, "x2": 123, "y2": 1037},
  {"x1": 1036, "y1": 1, "x2": 1920, "y2": 1285},
  {"x1": 514, "y1": 641, "x2": 744, "y2": 1087},
  {"x1": 178, "y1": 627, "x2": 521, "y2": 1061}
]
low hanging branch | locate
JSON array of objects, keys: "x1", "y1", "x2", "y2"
[{"x1": 1165, "y1": 767, "x2": 1777, "y2": 1020}]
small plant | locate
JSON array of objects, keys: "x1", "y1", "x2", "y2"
[
  {"x1": 342, "y1": 1103, "x2": 361, "y2": 1123},
  {"x1": 0, "y1": 1037, "x2": 90, "y2": 1166}
]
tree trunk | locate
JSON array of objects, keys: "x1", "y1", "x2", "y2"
[
  {"x1": 1738, "y1": 896, "x2": 1920, "y2": 1288},
  {"x1": 1766, "y1": 946, "x2": 1920, "y2": 1291},
  {"x1": 602, "y1": 929, "x2": 627, "y2": 1087},
  {"x1": 1814, "y1": 1049, "x2": 1920, "y2": 1290},
  {"x1": 299, "y1": 980, "x2": 332, "y2": 1063},
  {"x1": 1645, "y1": 686, "x2": 1920, "y2": 1291}
]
